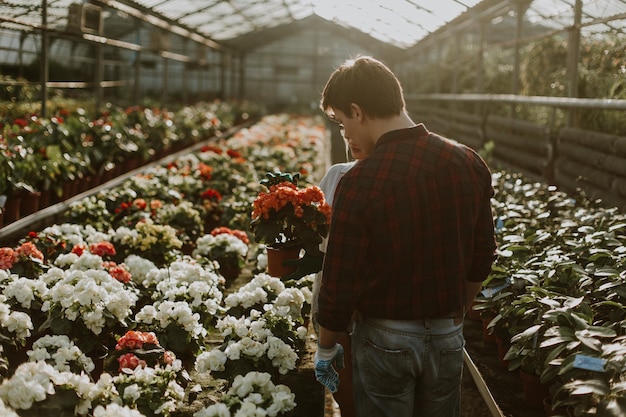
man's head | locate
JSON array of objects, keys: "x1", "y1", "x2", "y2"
[{"x1": 320, "y1": 55, "x2": 405, "y2": 120}]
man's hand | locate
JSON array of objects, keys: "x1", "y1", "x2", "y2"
[
  {"x1": 282, "y1": 251, "x2": 324, "y2": 281},
  {"x1": 314, "y1": 343, "x2": 344, "y2": 393}
]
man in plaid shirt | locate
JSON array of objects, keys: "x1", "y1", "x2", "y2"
[{"x1": 314, "y1": 56, "x2": 497, "y2": 417}]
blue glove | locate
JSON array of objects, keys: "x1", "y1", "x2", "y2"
[{"x1": 314, "y1": 343, "x2": 345, "y2": 393}]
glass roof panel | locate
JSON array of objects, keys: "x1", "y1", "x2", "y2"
[
  {"x1": 526, "y1": 0, "x2": 626, "y2": 37},
  {"x1": 0, "y1": 0, "x2": 623, "y2": 48}
]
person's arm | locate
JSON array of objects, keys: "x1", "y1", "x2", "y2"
[
  {"x1": 464, "y1": 280, "x2": 484, "y2": 312},
  {"x1": 318, "y1": 325, "x2": 340, "y2": 349}
]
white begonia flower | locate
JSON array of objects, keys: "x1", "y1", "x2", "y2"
[
  {"x1": 266, "y1": 336, "x2": 298, "y2": 374},
  {"x1": 40, "y1": 266, "x2": 66, "y2": 286},
  {"x1": 256, "y1": 252, "x2": 268, "y2": 271},
  {"x1": 195, "y1": 349, "x2": 227, "y2": 373},
  {"x1": 0, "y1": 269, "x2": 13, "y2": 285},
  {"x1": 0, "y1": 398, "x2": 20, "y2": 417},
  {"x1": 296, "y1": 326, "x2": 308, "y2": 340},
  {"x1": 168, "y1": 379, "x2": 186, "y2": 402},
  {"x1": 124, "y1": 254, "x2": 158, "y2": 284},
  {"x1": 0, "y1": 361, "x2": 95, "y2": 412},
  {"x1": 233, "y1": 401, "x2": 262, "y2": 417},
  {"x1": 274, "y1": 288, "x2": 305, "y2": 319},
  {"x1": 122, "y1": 383, "x2": 141, "y2": 402},
  {"x1": 41, "y1": 266, "x2": 137, "y2": 335},
  {"x1": 3, "y1": 277, "x2": 47, "y2": 309},
  {"x1": 243, "y1": 392, "x2": 264, "y2": 405},
  {"x1": 267, "y1": 389, "x2": 297, "y2": 416},
  {"x1": 82, "y1": 227, "x2": 111, "y2": 245},
  {"x1": 0, "y1": 361, "x2": 55, "y2": 409},
  {"x1": 27, "y1": 334, "x2": 95, "y2": 374},
  {"x1": 135, "y1": 304, "x2": 157, "y2": 323},
  {"x1": 224, "y1": 341, "x2": 242, "y2": 360},
  {"x1": 112, "y1": 226, "x2": 137, "y2": 245},
  {"x1": 299, "y1": 285, "x2": 313, "y2": 305},
  {"x1": 239, "y1": 337, "x2": 266, "y2": 359},
  {"x1": 93, "y1": 403, "x2": 147, "y2": 417},
  {"x1": 54, "y1": 252, "x2": 80, "y2": 268},
  {"x1": 193, "y1": 402, "x2": 231, "y2": 417},
  {"x1": 1, "y1": 310, "x2": 33, "y2": 340}
]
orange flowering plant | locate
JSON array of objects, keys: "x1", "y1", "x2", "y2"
[{"x1": 250, "y1": 171, "x2": 331, "y2": 255}]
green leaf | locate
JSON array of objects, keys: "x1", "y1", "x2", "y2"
[
  {"x1": 566, "y1": 379, "x2": 609, "y2": 396},
  {"x1": 541, "y1": 335, "x2": 573, "y2": 348},
  {"x1": 576, "y1": 326, "x2": 617, "y2": 338}
]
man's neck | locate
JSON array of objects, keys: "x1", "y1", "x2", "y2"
[{"x1": 370, "y1": 112, "x2": 417, "y2": 144}]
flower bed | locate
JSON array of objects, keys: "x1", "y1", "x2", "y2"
[
  {"x1": 0, "y1": 100, "x2": 265, "y2": 225},
  {"x1": 0, "y1": 111, "x2": 328, "y2": 416},
  {"x1": 474, "y1": 172, "x2": 626, "y2": 415}
]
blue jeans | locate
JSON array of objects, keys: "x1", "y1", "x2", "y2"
[{"x1": 351, "y1": 317, "x2": 465, "y2": 417}]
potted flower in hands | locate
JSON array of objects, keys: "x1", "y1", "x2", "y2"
[{"x1": 250, "y1": 171, "x2": 331, "y2": 279}]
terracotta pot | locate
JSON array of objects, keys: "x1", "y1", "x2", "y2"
[
  {"x1": 481, "y1": 316, "x2": 497, "y2": 344},
  {"x1": 520, "y1": 370, "x2": 550, "y2": 408},
  {"x1": 543, "y1": 396, "x2": 570, "y2": 417},
  {"x1": 219, "y1": 262, "x2": 242, "y2": 285},
  {"x1": 467, "y1": 302, "x2": 482, "y2": 321},
  {"x1": 19, "y1": 190, "x2": 41, "y2": 216},
  {"x1": 3, "y1": 194, "x2": 21, "y2": 223},
  {"x1": 266, "y1": 246, "x2": 301, "y2": 279},
  {"x1": 496, "y1": 335, "x2": 511, "y2": 369},
  {"x1": 39, "y1": 189, "x2": 52, "y2": 209}
]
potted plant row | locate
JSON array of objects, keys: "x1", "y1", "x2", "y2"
[{"x1": 474, "y1": 171, "x2": 626, "y2": 416}]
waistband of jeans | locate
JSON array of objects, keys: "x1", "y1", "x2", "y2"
[{"x1": 365, "y1": 317, "x2": 460, "y2": 326}]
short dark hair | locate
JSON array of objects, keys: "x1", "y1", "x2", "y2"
[{"x1": 320, "y1": 55, "x2": 405, "y2": 119}]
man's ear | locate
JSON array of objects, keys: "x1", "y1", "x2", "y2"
[{"x1": 350, "y1": 103, "x2": 364, "y2": 121}]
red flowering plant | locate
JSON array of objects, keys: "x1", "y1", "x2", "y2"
[
  {"x1": 199, "y1": 187, "x2": 223, "y2": 231},
  {"x1": 0, "y1": 241, "x2": 46, "y2": 279},
  {"x1": 109, "y1": 330, "x2": 190, "y2": 386},
  {"x1": 111, "y1": 330, "x2": 169, "y2": 371},
  {"x1": 250, "y1": 171, "x2": 331, "y2": 258},
  {"x1": 19, "y1": 230, "x2": 70, "y2": 264}
]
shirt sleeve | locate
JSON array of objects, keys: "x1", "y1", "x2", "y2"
[
  {"x1": 467, "y1": 168, "x2": 498, "y2": 283},
  {"x1": 316, "y1": 172, "x2": 367, "y2": 332}
]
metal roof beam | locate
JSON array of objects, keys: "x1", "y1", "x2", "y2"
[{"x1": 94, "y1": 0, "x2": 233, "y2": 51}]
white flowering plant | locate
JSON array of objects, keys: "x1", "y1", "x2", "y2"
[
  {"x1": 39, "y1": 266, "x2": 139, "y2": 356},
  {"x1": 193, "y1": 228, "x2": 250, "y2": 282},
  {"x1": 134, "y1": 300, "x2": 207, "y2": 363},
  {"x1": 193, "y1": 371, "x2": 296, "y2": 417},
  {"x1": 143, "y1": 260, "x2": 225, "y2": 326},
  {"x1": 111, "y1": 219, "x2": 183, "y2": 267},
  {"x1": 156, "y1": 201, "x2": 204, "y2": 244},
  {"x1": 223, "y1": 273, "x2": 285, "y2": 318},
  {"x1": 0, "y1": 360, "x2": 95, "y2": 415},
  {"x1": 108, "y1": 364, "x2": 185, "y2": 417},
  {"x1": 0, "y1": 297, "x2": 33, "y2": 352},
  {"x1": 194, "y1": 307, "x2": 306, "y2": 381},
  {"x1": 26, "y1": 334, "x2": 95, "y2": 375}
]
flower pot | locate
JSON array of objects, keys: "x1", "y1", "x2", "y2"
[
  {"x1": 3, "y1": 194, "x2": 21, "y2": 223},
  {"x1": 495, "y1": 335, "x2": 511, "y2": 369},
  {"x1": 19, "y1": 190, "x2": 41, "y2": 216},
  {"x1": 481, "y1": 316, "x2": 497, "y2": 344},
  {"x1": 520, "y1": 370, "x2": 550, "y2": 409},
  {"x1": 266, "y1": 246, "x2": 300, "y2": 279},
  {"x1": 467, "y1": 302, "x2": 482, "y2": 321},
  {"x1": 39, "y1": 188, "x2": 52, "y2": 209},
  {"x1": 219, "y1": 262, "x2": 242, "y2": 285},
  {"x1": 543, "y1": 396, "x2": 570, "y2": 417}
]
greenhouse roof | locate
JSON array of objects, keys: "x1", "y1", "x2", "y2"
[{"x1": 1, "y1": 0, "x2": 625, "y2": 50}]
